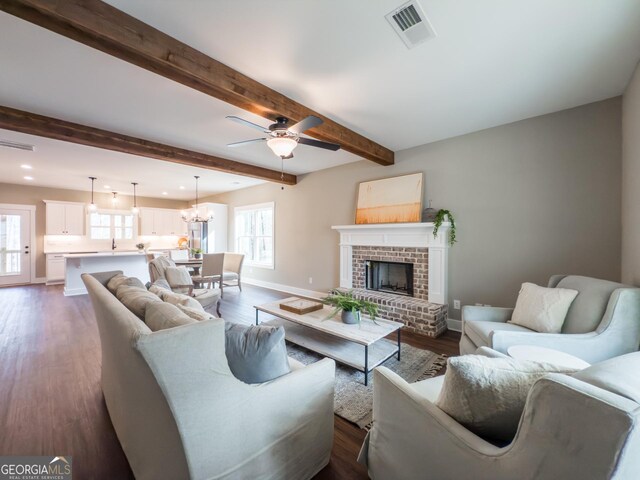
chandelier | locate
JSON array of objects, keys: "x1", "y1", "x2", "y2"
[{"x1": 181, "y1": 175, "x2": 213, "y2": 223}]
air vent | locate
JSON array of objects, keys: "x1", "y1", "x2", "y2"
[
  {"x1": 0, "y1": 139, "x2": 35, "y2": 151},
  {"x1": 386, "y1": 1, "x2": 436, "y2": 49}
]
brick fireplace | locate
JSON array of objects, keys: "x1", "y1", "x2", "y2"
[{"x1": 331, "y1": 222, "x2": 450, "y2": 337}]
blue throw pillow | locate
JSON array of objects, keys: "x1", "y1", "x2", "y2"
[{"x1": 224, "y1": 323, "x2": 291, "y2": 384}]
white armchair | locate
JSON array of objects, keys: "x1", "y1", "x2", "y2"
[
  {"x1": 358, "y1": 350, "x2": 640, "y2": 480},
  {"x1": 460, "y1": 275, "x2": 640, "y2": 363}
]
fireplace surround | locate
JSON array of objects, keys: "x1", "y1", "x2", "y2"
[{"x1": 332, "y1": 222, "x2": 450, "y2": 337}]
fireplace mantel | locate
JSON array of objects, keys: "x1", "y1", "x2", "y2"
[{"x1": 331, "y1": 222, "x2": 450, "y2": 304}]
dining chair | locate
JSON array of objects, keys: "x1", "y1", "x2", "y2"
[
  {"x1": 222, "y1": 253, "x2": 245, "y2": 292},
  {"x1": 191, "y1": 253, "x2": 225, "y2": 296}
]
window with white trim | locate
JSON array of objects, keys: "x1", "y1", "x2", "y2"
[
  {"x1": 234, "y1": 202, "x2": 274, "y2": 268},
  {"x1": 89, "y1": 211, "x2": 135, "y2": 240}
]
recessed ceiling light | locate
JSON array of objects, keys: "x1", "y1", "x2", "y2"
[
  {"x1": 179, "y1": 185, "x2": 185, "y2": 190},
  {"x1": 162, "y1": 192, "x2": 168, "y2": 196},
  {"x1": 24, "y1": 176, "x2": 34, "y2": 180},
  {"x1": 104, "y1": 185, "x2": 111, "y2": 189},
  {"x1": 20, "y1": 164, "x2": 32, "y2": 170}
]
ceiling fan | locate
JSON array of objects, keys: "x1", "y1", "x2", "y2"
[{"x1": 226, "y1": 115, "x2": 341, "y2": 159}]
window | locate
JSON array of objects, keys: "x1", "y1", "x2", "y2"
[
  {"x1": 235, "y1": 202, "x2": 274, "y2": 268},
  {"x1": 89, "y1": 212, "x2": 135, "y2": 240}
]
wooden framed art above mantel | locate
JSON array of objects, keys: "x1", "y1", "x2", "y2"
[{"x1": 355, "y1": 173, "x2": 423, "y2": 224}]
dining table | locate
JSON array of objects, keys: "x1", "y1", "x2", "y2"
[{"x1": 174, "y1": 258, "x2": 203, "y2": 276}]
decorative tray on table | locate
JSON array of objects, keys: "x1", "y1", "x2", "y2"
[{"x1": 279, "y1": 298, "x2": 323, "y2": 315}]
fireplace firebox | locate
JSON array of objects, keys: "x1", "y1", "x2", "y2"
[{"x1": 366, "y1": 260, "x2": 414, "y2": 297}]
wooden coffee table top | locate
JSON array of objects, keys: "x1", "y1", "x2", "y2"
[{"x1": 255, "y1": 297, "x2": 403, "y2": 346}]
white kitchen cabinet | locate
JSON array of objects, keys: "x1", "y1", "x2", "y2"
[
  {"x1": 46, "y1": 253, "x2": 66, "y2": 284},
  {"x1": 45, "y1": 201, "x2": 85, "y2": 235},
  {"x1": 139, "y1": 208, "x2": 187, "y2": 236}
]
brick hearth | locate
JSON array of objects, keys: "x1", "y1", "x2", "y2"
[{"x1": 348, "y1": 245, "x2": 447, "y2": 337}]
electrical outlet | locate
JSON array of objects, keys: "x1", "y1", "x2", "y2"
[
  {"x1": 453, "y1": 299, "x2": 461, "y2": 309},
  {"x1": 308, "y1": 277, "x2": 313, "y2": 284}
]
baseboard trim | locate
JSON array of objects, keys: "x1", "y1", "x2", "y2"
[
  {"x1": 243, "y1": 278, "x2": 326, "y2": 299},
  {"x1": 33, "y1": 277, "x2": 47, "y2": 284},
  {"x1": 447, "y1": 318, "x2": 462, "y2": 332},
  {"x1": 64, "y1": 287, "x2": 87, "y2": 296}
]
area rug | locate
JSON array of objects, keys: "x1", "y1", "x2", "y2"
[{"x1": 286, "y1": 342, "x2": 447, "y2": 429}]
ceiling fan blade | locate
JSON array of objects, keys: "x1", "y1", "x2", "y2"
[
  {"x1": 288, "y1": 115, "x2": 323, "y2": 134},
  {"x1": 227, "y1": 138, "x2": 267, "y2": 147},
  {"x1": 297, "y1": 137, "x2": 341, "y2": 151},
  {"x1": 226, "y1": 116, "x2": 270, "y2": 133}
]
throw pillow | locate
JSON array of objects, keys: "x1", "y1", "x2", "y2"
[
  {"x1": 224, "y1": 323, "x2": 291, "y2": 384},
  {"x1": 165, "y1": 266, "x2": 193, "y2": 294},
  {"x1": 106, "y1": 273, "x2": 129, "y2": 294},
  {"x1": 177, "y1": 304, "x2": 215, "y2": 322},
  {"x1": 145, "y1": 302, "x2": 197, "y2": 331},
  {"x1": 508, "y1": 282, "x2": 578, "y2": 333},
  {"x1": 435, "y1": 355, "x2": 578, "y2": 441},
  {"x1": 116, "y1": 284, "x2": 163, "y2": 319},
  {"x1": 157, "y1": 289, "x2": 203, "y2": 311},
  {"x1": 149, "y1": 279, "x2": 172, "y2": 297}
]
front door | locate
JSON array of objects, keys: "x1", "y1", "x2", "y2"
[{"x1": 0, "y1": 208, "x2": 31, "y2": 286}]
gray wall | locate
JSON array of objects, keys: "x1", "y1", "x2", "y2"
[
  {"x1": 205, "y1": 98, "x2": 622, "y2": 316},
  {"x1": 622, "y1": 61, "x2": 640, "y2": 285}
]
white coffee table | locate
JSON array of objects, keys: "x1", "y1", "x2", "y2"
[
  {"x1": 255, "y1": 297, "x2": 403, "y2": 385},
  {"x1": 507, "y1": 345, "x2": 591, "y2": 370}
]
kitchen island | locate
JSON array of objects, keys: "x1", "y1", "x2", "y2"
[{"x1": 63, "y1": 251, "x2": 150, "y2": 296}]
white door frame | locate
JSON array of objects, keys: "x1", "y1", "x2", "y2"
[{"x1": 0, "y1": 203, "x2": 37, "y2": 284}]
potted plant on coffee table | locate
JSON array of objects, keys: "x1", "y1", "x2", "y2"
[{"x1": 323, "y1": 290, "x2": 379, "y2": 325}]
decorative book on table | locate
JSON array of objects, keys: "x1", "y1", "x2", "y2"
[{"x1": 279, "y1": 298, "x2": 323, "y2": 315}]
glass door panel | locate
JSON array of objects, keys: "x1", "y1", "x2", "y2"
[{"x1": 0, "y1": 209, "x2": 30, "y2": 286}]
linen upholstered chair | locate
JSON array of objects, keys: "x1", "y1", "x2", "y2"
[
  {"x1": 358, "y1": 349, "x2": 640, "y2": 480},
  {"x1": 191, "y1": 253, "x2": 225, "y2": 294},
  {"x1": 460, "y1": 275, "x2": 640, "y2": 363},
  {"x1": 222, "y1": 253, "x2": 245, "y2": 292},
  {"x1": 148, "y1": 256, "x2": 221, "y2": 315}
]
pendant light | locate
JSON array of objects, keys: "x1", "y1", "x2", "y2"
[
  {"x1": 131, "y1": 182, "x2": 139, "y2": 215},
  {"x1": 88, "y1": 177, "x2": 97, "y2": 211},
  {"x1": 112, "y1": 192, "x2": 118, "y2": 207},
  {"x1": 182, "y1": 175, "x2": 213, "y2": 223}
]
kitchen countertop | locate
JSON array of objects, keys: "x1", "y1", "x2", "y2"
[{"x1": 63, "y1": 251, "x2": 150, "y2": 258}]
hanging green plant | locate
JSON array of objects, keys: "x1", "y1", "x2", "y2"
[{"x1": 433, "y1": 209, "x2": 457, "y2": 246}]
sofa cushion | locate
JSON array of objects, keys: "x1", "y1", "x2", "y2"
[
  {"x1": 464, "y1": 321, "x2": 533, "y2": 348},
  {"x1": 572, "y1": 352, "x2": 640, "y2": 403},
  {"x1": 509, "y1": 283, "x2": 578, "y2": 333},
  {"x1": 435, "y1": 354, "x2": 578, "y2": 441},
  {"x1": 191, "y1": 288, "x2": 221, "y2": 310},
  {"x1": 116, "y1": 284, "x2": 163, "y2": 319},
  {"x1": 145, "y1": 302, "x2": 197, "y2": 332},
  {"x1": 177, "y1": 304, "x2": 215, "y2": 322},
  {"x1": 224, "y1": 323, "x2": 291, "y2": 384},
  {"x1": 412, "y1": 376, "x2": 445, "y2": 403},
  {"x1": 553, "y1": 276, "x2": 624, "y2": 334}
]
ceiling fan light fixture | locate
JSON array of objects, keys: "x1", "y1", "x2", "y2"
[{"x1": 267, "y1": 136, "x2": 297, "y2": 158}]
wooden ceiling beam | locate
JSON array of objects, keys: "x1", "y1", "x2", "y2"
[
  {"x1": 0, "y1": 105, "x2": 297, "y2": 185},
  {"x1": 1, "y1": 0, "x2": 394, "y2": 166}
]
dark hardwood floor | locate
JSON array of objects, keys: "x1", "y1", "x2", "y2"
[{"x1": 0, "y1": 283, "x2": 460, "y2": 479}]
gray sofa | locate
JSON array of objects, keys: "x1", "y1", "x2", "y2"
[
  {"x1": 83, "y1": 271, "x2": 335, "y2": 480},
  {"x1": 359, "y1": 349, "x2": 640, "y2": 479},
  {"x1": 460, "y1": 275, "x2": 640, "y2": 363}
]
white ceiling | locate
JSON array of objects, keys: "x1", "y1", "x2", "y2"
[
  {"x1": 2, "y1": 0, "x2": 640, "y2": 199},
  {"x1": 0, "y1": 128, "x2": 264, "y2": 199}
]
